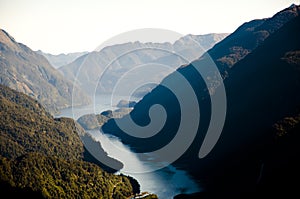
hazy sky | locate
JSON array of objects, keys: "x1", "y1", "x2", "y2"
[{"x1": 0, "y1": 0, "x2": 298, "y2": 54}]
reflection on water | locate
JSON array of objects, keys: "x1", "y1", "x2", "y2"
[
  {"x1": 88, "y1": 129, "x2": 201, "y2": 199},
  {"x1": 57, "y1": 94, "x2": 201, "y2": 198}
]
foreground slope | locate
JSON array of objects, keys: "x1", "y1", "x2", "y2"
[{"x1": 0, "y1": 84, "x2": 139, "y2": 198}]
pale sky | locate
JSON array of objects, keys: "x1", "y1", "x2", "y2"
[{"x1": 0, "y1": 0, "x2": 298, "y2": 54}]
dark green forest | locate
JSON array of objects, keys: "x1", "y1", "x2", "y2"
[{"x1": 0, "y1": 84, "x2": 140, "y2": 198}]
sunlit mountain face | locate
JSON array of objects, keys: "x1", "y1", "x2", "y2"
[{"x1": 0, "y1": 29, "x2": 91, "y2": 114}]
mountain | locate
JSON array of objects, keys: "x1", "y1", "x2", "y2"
[
  {"x1": 102, "y1": 5, "x2": 300, "y2": 196},
  {"x1": 0, "y1": 29, "x2": 91, "y2": 114},
  {"x1": 0, "y1": 84, "x2": 143, "y2": 198},
  {"x1": 209, "y1": 3, "x2": 300, "y2": 76},
  {"x1": 36, "y1": 50, "x2": 88, "y2": 69},
  {"x1": 59, "y1": 33, "x2": 228, "y2": 95}
]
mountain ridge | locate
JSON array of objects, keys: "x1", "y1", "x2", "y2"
[
  {"x1": 101, "y1": 5, "x2": 300, "y2": 196},
  {"x1": 59, "y1": 33, "x2": 229, "y2": 95},
  {"x1": 207, "y1": 4, "x2": 300, "y2": 76},
  {"x1": 0, "y1": 29, "x2": 91, "y2": 114}
]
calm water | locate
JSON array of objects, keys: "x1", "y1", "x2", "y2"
[
  {"x1": 56, "y1": 94, "x2": 201, "y2": 198},
  {"x1": 55, "y1": 94, "x2": 121, "y2": 120}
]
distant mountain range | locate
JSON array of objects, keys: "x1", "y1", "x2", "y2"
[
  {"x1": 0, "y1": 29, "x2": 91, "y2": 114},
  {"x1": 59, "y1": 33, "x2": 228, "y2": 95},
  {"x1": 102, "y1": 4, "x2": 300, "y2": 197},
  {"x1": 36, "y1": 50, "x2": 88, "y2": 69}
]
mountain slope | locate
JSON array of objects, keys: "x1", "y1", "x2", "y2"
[
  {"x1": 0, "y1": 29, "x2": 90, "y2": 114},
  {"x1": 59, "y1": 33, "x2": 228, "y2": 95},
  {"x1": 193, "y1": 12, "x2": 300, "y2": 194},
  {"x1": 0, "y1": 83, "x2": 124, "y2": 167},
  {"x1": 0, "y1": 84, "x2": 140, "y2": 198},
  {"x1": 0, "y1": 153, "x2": 135, "y2": 199},
  {"x1": 208, "y1": 3, "x2": 300, "y2": 75},
  {"x1": 102, "y1": 5, "x2": 300, "y2": 195},
  {"x1": 102, "y1": 4, "x2": 300, "y2": 151}
]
